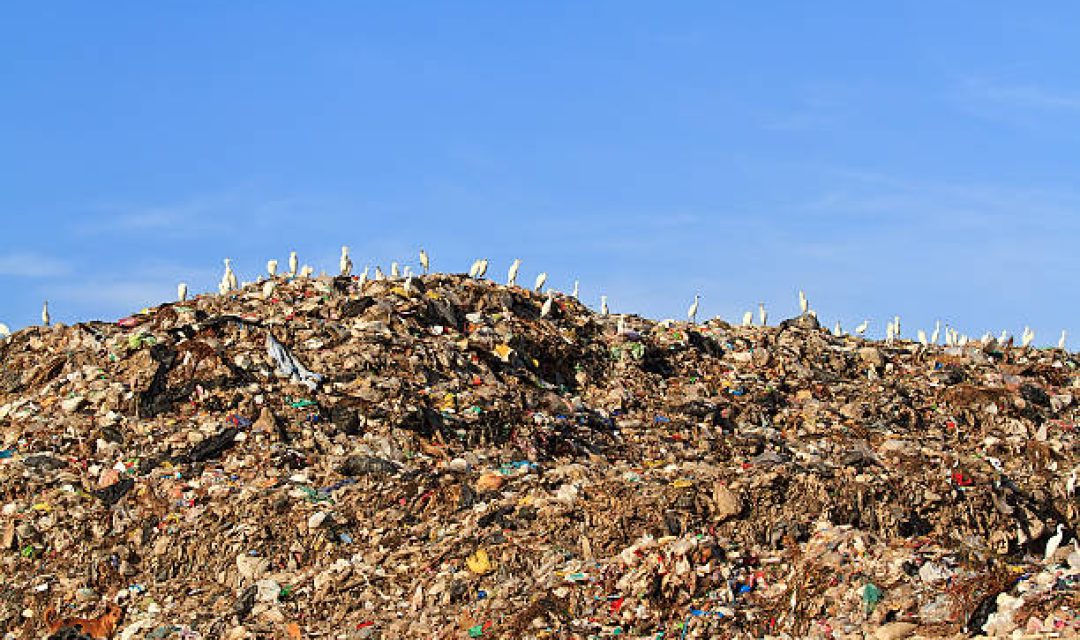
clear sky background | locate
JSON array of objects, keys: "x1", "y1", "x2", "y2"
[{"x1": 1, "y1": 3, "x2": 1077, "y2": 347}]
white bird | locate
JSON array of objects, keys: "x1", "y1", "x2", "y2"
[
  {"x1": 419, "y1": 249, "x2": 429, "y2": 274},
  {"x1": 534, "y1": 272, "x2": 547, "y2": 292},
  {"x1": 930, "y1": 321, "x2": 941, "y2": 345},
  {"x1": 478, "y1": 258, "x2": 489, "y2": 279},
  {"x1": 917, "y1": 330, "x2": 928, "y2": 346},
  {"x1": 958, "y1": 334, "x2": 969, "y2": 346},
  {"x1": 340, "y1": 246, "x2": 352, "y2": 276},
  {"x1": 600, "y1": 295, "x2": 609, "y2": 316},
  {"x1": 218, "y1": 280, "x2": 229, "y2": 295},
  {"x1": 572, "y1": 280, "x2": 580, "y2": 298},
  {"x1": 758, "y1": 303, "x2": 767, "y2": 326},
  {"x1": 177, "y1": 283, "x2": 188, "y2": 302},
  {"x1": 687, "y1": 295, "x2": 700, "y2": 324},
  {"x1": 616, "y1": 315, "x2": 627, "y2": 335},
  {"x1": 41, "y1": 301, "x2": 50, "y2": 327},
  {"x1": 540, "y1": 291, "x2": 554, "y2": 318},
  {"x1": 1060, "y1": 330, "x2": 1068, "y2": 350},
  {"x1": 403, "y1": 265, "x2": 413, "y2": 278},
  {"x1": 390, "y1": 262, "x2": 400, "y2": 278},
  {"x1": 798, "y1": 290, "x2": 808, "y2": 315},
  {"x1": 374, "y1": 266, "x2": 385, "y2": 281},
  {"x1": 1067, "y1": 469, "x2": 1077, "y2": 498},
  {"x1": 222, "y1": 258, "x2": 236, "y2": 292},
  {"x1": 288, "y1": 251, "x2": 298, "y2": 277},
  {"x1": 468, "y1": 260, "x2": 480, "y2": 278},
  {"x1": 507, "y1": 259, "x2": 522, "y2": 287},
  {"x1": 742, "y1": 311, "x2": 753, "y2": 327},
  {"x1": 403, "y1": 276, "x2": 414, "y2": 294},
  {"x1": 855, "y1": 320, "x2": 869, "y2": 336},
  {"x1": 1045, "y1": 524, "x2": 1065, "y2": 562},
  {"x1": 0, "y1": 323, "x2": 9, "y2": 338},
  {"x1": 892, "y1": 316, "x2": 901, "y2": 339},
  {"x1": 358, "y1": 266, "x2": 369, "y2": 289},
  {"x1": 267, "y1": 259, "x2": 278, "y2": 277},
  {"x1": 300, "y1": 265, "x2": 314, "y2": 278},
  {"x1": 999, "y1": 329, "x2": 1009, "y2": 344},
  {"x1": 832, "y1": 321, "x2": 842, "y2": 336},
  {"x1": 981, "y1": 332, "x2": 992, "y2": 345},
  {"x1": 1021, "y1": 326, "x2": 1035, "y2": 348},
  {"x1": 886, "y1": 323, "x2": 895, "y2": 343},
  {"x1": 261, "y1": 280, "x2": 275, "y2": 299}
]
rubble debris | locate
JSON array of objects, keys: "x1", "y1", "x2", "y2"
[{"x1": 0, "y1": 272, "x2": 1077, "y2": 638}]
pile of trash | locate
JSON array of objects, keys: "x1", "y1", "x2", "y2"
[{"x1": 0, "y1": 272, "x2": 1077, "y2": 639}]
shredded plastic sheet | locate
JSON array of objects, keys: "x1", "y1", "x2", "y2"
[{"x1": 265, "y1": 332, "x2": 323, "y2": 390}]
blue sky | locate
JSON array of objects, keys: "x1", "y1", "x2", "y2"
[{"x1": 1, "y1": 3, "x2": 1078, "y2": 347}]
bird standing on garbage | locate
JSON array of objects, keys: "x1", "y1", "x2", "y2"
[
  {"x1": 261, "y1": 280, "x2": 275, "y2": 299},
  {"x1": 300, "y1": 265, "x2": 314, "y2": 278},
  {"x1": 572, "y1": 280, "x2": 580, "y2": 298},
  {"x1": 687, "y1": 295, "x2": 700, "y2": 324},
  {"x1": 1046, "y1": 524, "x2": 1065, "y2": 561},
  {"x1": 374, "y1": 266, "x2": 385, "y2": 280},
  {"x1": 1060, "y1": 330, "x2": 1068, "y2": 350},
  {"x1": 798, "y1": 290, "x2": 808, "y2": 314},
  {"x1": 41, "y1": 301, "x2": 50, "y2": 327},
  {"x1": 1022, "y1": 326, "x2": 1035, "y2": 348},
  {"x1": 540, "y1": 291, "x2": 554, "y2": 318},
  {"x1": 478, "y1": 258, "x2": 488, "y2": 279},
  {"x1": 221, "y1": 258, "x2": 236, "y2": 292},
  {"x1": 758, "y1": 303, "x2": 767, "y2": 326},
  {"x1": 534, "y1": 272, "x2": 547, "y2": 292},
  {"x1": 600, "y1": 295, "x2": 609, "y2": 316},
  {"x1": 917, "y1": 329, "x2": 928, "y2": 346},
  {"x1": 390, "y1": 262, "x2": 400, "y2": 278},
  {"x1": 288, "y1": 252, "x2": 298, "y2": 277},
  {"x1": 178, "y1": 283, "x2": 188, "y2": 302},
  {"x1": 340, "y1": 246, "x2": 352, "y2": 276},
  {"x1": 930, "y1": 321, "x2": 941, "y2": 345},
  {"x1": 742, "y1": 311, "x2": 753, "y2": 327},
  {"x1": 855, "y1": 320, "x2": 869, "y2": 337},
  {"x1": 419, "y1": 249, "x2": 429, "y2": 274},
  {"x1": 358, "y1": 266, "x2": 369, "y2": 289},
  {"x1": 0, "y1": 323, "x2": 9, "y2": 338},
  {"x1": 833, "y1": 321, "x2": 842, "y2": 336},
  {"x1": 267, "y1": 259, "x2": 278, "y2": 277},
  {"x1": 507, "y1": 259, "x2": 522, "y2": 287},
  {"x1": 403, "y1": 275, "x2": 414, "y2": 294}
]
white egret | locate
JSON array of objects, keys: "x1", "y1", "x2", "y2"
[
  {"x1": 300, "y1": 265, "x2": 314, "y2": 278},
  {"x1": 798, "y1": 290, "x2": 808, "y2": 314},
  {"x1": 340, "y1": 246, "x2": 352, "y2": 276},
  {"x1": 742, "y1": 311, "x2": 753, "y2": 327},
  {"x1": 288, "y1": 251, "x2": 299, "y2": 277},
  {"x1": 833, "y1": 321, "x2": 842, "y2": 336},
  {"x1": 419, "y1": 249, "x2": 429, "y2": 274},
  {"x1": 600, "y1": 295, "x2": 609, "y2": 316},
  {"x1": 218, "y1": 280, "x2": 229, "y2": 295},
  {"x1": 507, "y1": 259, "x2": 522, "y2": 286},
  {"x1": 374, "y1": 266, "x2": 385, "y2": 281},
  {"x1": 0, "y1": 323, "x2": 9, "y2": 338},
  {"x1": 572, "y1": 280, "x2": 580, "y2": 298},
  {"x1": 403, "y1": 265, "x2": 413, "y2": 278},
  {"x1": 468, "y1": 260, "x2": 480, "y2": 278},
  {"x1": 1060, "y1": 330, "x2": 1068, "y2": 350},
  {"x1": 540, "y1": 291, "x2": 554, "y2": 318},
  {"x1": 917, "y1": 330, "x2": 928, "y2": 346},
  {"x1": 616, "y1": 315, "x2": 626, "y2": 335},
  {"x1": 1021, "y1": 326, "x2": 1035, "y2": 348},
  {"x1": 534, "y1": 272, "x2": 547, "y2": 292},
  {"x1": 403, "y1": 276, "x2": 414, "y2": 294},
  {"x1": 1046, "y1": 524, "x2": 1065, "y2": 562},
  {"x1": 687, "y1": 295, "x2": 700, "y2": 324},
  {"x1": 478, "y1": 258, "x2": 488, "y2": 279},
  {"x1": 41, "y1": 301, "x2": 50, "y2": 327},
  {"x1": 222, "y1": 258, "x2": 236, "y2": 292},
  {"x1": 886, "y1": 323, "x2": 895, "y2": 343},
  {"x1": 854, "y1": 320, "x2": 869, "y2": 336},
  {"x1": 390, "y1": 262, "x2": 400, "y2": 278},
  {"x1": 358, "y1": 266, "x2": 369, "y2": 289},
  {"x1": 178, "y1": 283, "x2": 188, "y2": 302},
  {"x1": 261, "y1": 280, "x2": 275, "y2": 299},
  {"x1": 267, "y1": 259, "x2": 278, "y2": 277},
  {"x1": 930, "y1": 320, "x2": 941, "y2": 345},
  {"x1": 892, "y1": 316, "x2": 901, "y2": 339},
  {"x1": 999, "y1": 329, "x2": 1009, "y2": 344},
  {"x1": 758, "y1": 303, "x2": 767, "y2": 326}
]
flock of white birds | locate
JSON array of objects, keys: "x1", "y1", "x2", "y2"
[{"x1": 0, "y1": 247, "x2": 1069, "y2": 352}]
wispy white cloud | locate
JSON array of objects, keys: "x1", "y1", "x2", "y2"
[{"x1": 0, "y1": 252, "x2": 71, "y2": 278}]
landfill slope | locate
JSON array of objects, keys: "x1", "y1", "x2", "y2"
[{"x1": 0, "y1": 273, "x2": 1077, "y2": 639}]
